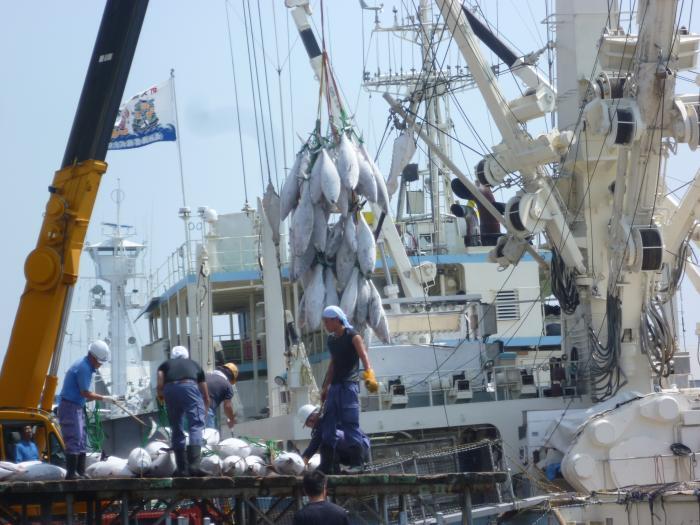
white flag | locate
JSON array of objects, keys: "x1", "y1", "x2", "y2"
[{"x1": 108, "y1": 79, "x2": 177, "y2": 150}]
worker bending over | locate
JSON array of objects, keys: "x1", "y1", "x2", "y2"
[
  {"x1": 318, "y1": 306, "x2": 378, "y2": 472},
  {"x1": 205, "y1": 362, "x2": 239, "y2": 429},
  {"x1": 157, "y1": 346, "x2": 210, "y2": 476},
  {"x1": 58, "y1": 340, "x2": 114, "y2": 479},
  {"x1": 298, "y1": 404, "x2": 369, "y2": 473}
]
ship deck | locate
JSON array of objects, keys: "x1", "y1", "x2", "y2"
[{"x1": 0, "y1": 472, "x2": 505, "y2": 524}]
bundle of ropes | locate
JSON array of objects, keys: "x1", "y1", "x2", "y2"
[{"x1": 588, "y1": 293, "x2": 627, "y2": 402}]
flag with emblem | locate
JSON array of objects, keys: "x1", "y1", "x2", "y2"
[{"x1": 108, "y1": 79, "x2": 177, "y2": 150}]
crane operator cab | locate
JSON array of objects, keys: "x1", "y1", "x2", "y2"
[{"x1": 0, "y1": 410, "x2": 65, "y2": 465}]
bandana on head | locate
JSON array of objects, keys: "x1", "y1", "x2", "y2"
[
  {"x1": 171, "y1": 346, "x2": 189, "y2": 359},
  {"x1": 322, "y1": 305, "x2": 353, "y2": 329}
]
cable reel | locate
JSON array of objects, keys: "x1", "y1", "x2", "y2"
[
  {"x1": 627, "y1": 226, "x2": 664, "y2": 272},
  {"x1": 475, "y1": 155, "x2": 509, "y2": 187},
  {"x1": 504, "y1": 192, "x2": 547, "y2": 236}
]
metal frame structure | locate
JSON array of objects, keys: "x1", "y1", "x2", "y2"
[{"x1": 0, "y1": 473, "x2": 505, "y2": 525}]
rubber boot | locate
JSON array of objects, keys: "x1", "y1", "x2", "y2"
[
  {"x1": 186, "y1": 445, "x2": 206, "y2": 477},
  {"x1": 173, "y1": 448, "x2": 189, "y2": 477},
  {"x1": 65, "y1": 454, "x2": 79, "y2": 480},
  {"x1": 319, "y1": 445, "x2": 339, "y2": 475},
  {"x1": 76, "y1": 453, "x2": 87, "y2": 479}
]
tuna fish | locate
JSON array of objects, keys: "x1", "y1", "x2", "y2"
[
  {"x1": 356, "y1": 212, "x2": 376, "y2": 275},
  {"x1": 355, "y1": 145, "x2": 378, "y2": 203},
  {"x1": 272, "y1": 452, "x2": 305, "y2": 475},
  {"x1": 360, "y1": 144, "x2": 390, "y2": 214},
  {"x1": 355, "y1": 275, "x2": 370, "y2": 325},
  {"x1": 387, "y1": 131, "x2": 416, "y2": 197},
  {"x1": 312, "y1": 205, "x2": 329, "y2": 252},
  {"x1": 344, "y1": 215, "x2": 358, "y2": 252},
  {"x1": 372, "y1": 308, "x2": 391, "y2": 344},
  {"x1": 336, "y1": 134, "x2": 359, "y2": 190},
  {"x1": 309, "y1": 150, "x2": 328, "y2": 203},
  {"x1": 340, "y1": 267, "x2": 359, "y2": 322},
  {"x1": 368, "y1": 279, "x2": 383, "y2": 328},
  {"x1": 335, "y1": 238, "x2": 356, "y2": 289},
  {"x1": 291, "y1": 181, "x2": 314, "y2": 256},
  {"x1": 337, "y1": 185, "x2": 349, "y2": 216},
  {"x1": 291, "y1": 241, "x2": 316, "y2": 282},
  {"x1": 321, "y1": 150, "x2": 342, "y2": 205},
  {"x1": 280, "y1": 149, "x2": 309, "y2": 221},
  {"x1": 324, "y1": 267, "x2": 339, "y2": 308},
  {"x1": 304, "y1": 265, "x2": 326, "y2": 330},
  {"x1": 222, "y1": 455, "x2": 246, "y2": 476},
  {"x1": 325, "y1": 218, "x2": 345, "y2": 258}
]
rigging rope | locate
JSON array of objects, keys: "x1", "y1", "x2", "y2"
[{"x1": 224, "y1": 0, "x2": 250, "y2": 205}]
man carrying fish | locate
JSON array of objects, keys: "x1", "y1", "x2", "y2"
[
  {"x1": 156, "y1": 346, "x2": 210, "y2": 476},
  {"x1": 314, "y1": 305, "x2": 378, "y2": 472}
]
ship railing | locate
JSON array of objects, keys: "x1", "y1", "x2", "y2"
[
  {"x1": 361, "y1": 363, "x2": 580, "y2": 411},
  {"x1": 146, "y1": 233, "x2": 288, "y2": 297}
]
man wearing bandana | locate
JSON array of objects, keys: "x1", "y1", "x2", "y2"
[{"x1": 317, "y1": 306, "x2": 378, "y2": 473}]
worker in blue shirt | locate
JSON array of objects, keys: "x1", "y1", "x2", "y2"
[
  {"x1": 14, "y1": 425, "x2": 39, "y2": 463},
  {"x1": 317, "y1": 306, "x2": 378, "y2": 473},
  {"x1": 58, "y1": 341, "x2": 115, "y2": 480}
]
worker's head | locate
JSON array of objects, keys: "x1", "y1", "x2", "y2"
[
  {"x1": 302, "y1": 471, "x2": 327, "y2": 499},
  {"x1": 21, "y1": 425, "x2": 33, "y2": 441},
  {"x1": 322, "y1": 305, "x2": 352, "y2": 335},
  {"x1": 218, "y1": 362, "x2": 239, "y2": 384},
  {"x1": 171, "y1": 346, "x2": 189, "y2": 359},
  {"x1": 88, "y1": 340, "x2": 110, "y2": 368},
  {"x1": 297, "y1": 404, "x2": 320, "y2": 428}
]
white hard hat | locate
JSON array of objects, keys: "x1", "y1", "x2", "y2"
[
  {"x1": 297, "y1": 404, "x2": 319, "y2": 426},
  {"x1": 88, "y1": 340, "x2": 110, "y2": 364},
  {"x1": 171, "y1": 346, "x2": 189, "y2": 359}
]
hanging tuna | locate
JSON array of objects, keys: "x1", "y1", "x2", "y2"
[
  {"x1": 340, "y1": 267, "x2": 359, "y2": 322},
  {"x1": 324, "y1": 267, "x2": 339, "y2": 308},
  {"x1": 263, "y1": 181, "x2": 281, "y2": 246},
  {"x1": 386, "y1": 130, "x2": 416, "y2": 197},
  {"x1": 291, "y1": 181, "x2": 314, "y2": 256},
  {"x1": 312, "y1": 205, "x2": 329, "y2": 252},
  {"x1": 344, "y1": 214, "x2": 358, "y2": 252},
  {"x1": 355, "y1": 145, "x2": 378, "y2": 203},
  {"x1": 355, "y1": 275, "x2": 370, "y2": 329},
  {"x1": 281, "y1": 149, "x2": 308, "y2": 221},
  {"x1": 335, "y1": 239, "x2": 356, "y2": 290},
  {"x1": 319, "y1": 149, "x2": 341, "y2": 205},
  {"x1": 336, "y1": 133, "x2": 359, "y2": 190},
  {"x1": 360, "y1": 144, "x2": 390, "y2": 214},
  {"x1": 325, "y1": 218, "x2": 345, "y2": 258},
  {"x1": 304, "y1": 265, "x2": 326, "y2": 331},
  {"x1": 356, "y1": 212, "x2": 376, "y2": 275}
]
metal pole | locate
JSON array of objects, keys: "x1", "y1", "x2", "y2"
[
  {"x1": 121, "y1": 493, "x2": 129, "y2": 525},
  {"x1": 460, "y1": 489, "x2": 473, "y2": 525},
  {"x1": 66, "y1": 494, "x2": 74, "y2": 525}
]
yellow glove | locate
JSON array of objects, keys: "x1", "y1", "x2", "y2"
[{"x1": 362, "y1": 369, "x2": 379, "y2": 393}]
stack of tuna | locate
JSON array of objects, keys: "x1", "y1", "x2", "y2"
[
  {"x1": 280, "y1": 131, "x2": 391, "y2": 342},
  {"x1": 82, "y1": 428, "x2": 317, "y2": 478}
]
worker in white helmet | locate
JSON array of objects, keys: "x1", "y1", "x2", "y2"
[
  {"x1": 297, "y1": 403, "x2": 369, "y2": 474},
  {"x1": 58, "y1": 340, "x2": 115, "y2": 479}
]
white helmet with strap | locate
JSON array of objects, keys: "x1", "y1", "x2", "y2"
[
  {"x1": 297, "y1": 404, "x2": 319, "y2": 426},
  {"x1": 88, "y1": 340, "x2": 110, "y2": 364}
]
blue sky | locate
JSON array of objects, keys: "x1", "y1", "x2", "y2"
[{"x1": 0, "y1": 1, "x2": 698, "y2": 375}]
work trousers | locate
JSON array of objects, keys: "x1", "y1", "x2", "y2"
[
  {"x1": 322, "y1": 382, "x2": 364, "y2": 450},
  {"x1": 163, "y1": 381, "x2": 205, "y2": 450},
  {"x1": 58, "y1": 399, "x2": 86, "y2": 454}
]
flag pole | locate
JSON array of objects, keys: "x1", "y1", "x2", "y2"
[{"x1": 170, "y1": 68, "x2": 193, "y2": 275}]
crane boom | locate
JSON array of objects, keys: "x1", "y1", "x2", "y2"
[{"x1": 0, "y1": 0, "x2": 149, "y2": 413}]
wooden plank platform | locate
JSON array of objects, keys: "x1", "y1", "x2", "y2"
[{"x1": 0, "y1": 473, "x2": 506, "y2": 524}]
